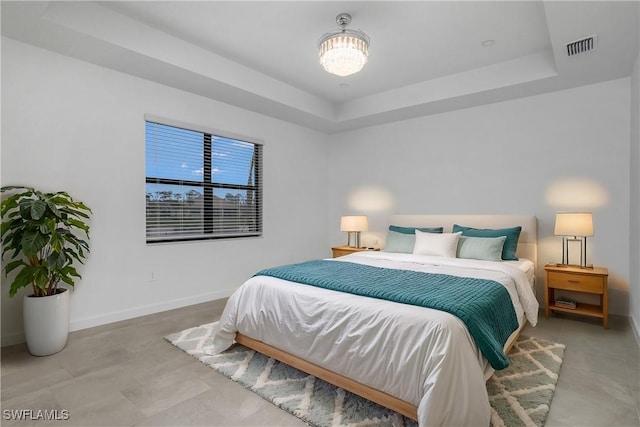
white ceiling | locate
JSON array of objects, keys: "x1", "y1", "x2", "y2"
[{"x1": 2, "y1": 1, "x2": 639, "y2": 133}]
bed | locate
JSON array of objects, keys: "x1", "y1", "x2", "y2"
[{"x1": 209, "y1": 215, "x2": 539, "y2": 426}]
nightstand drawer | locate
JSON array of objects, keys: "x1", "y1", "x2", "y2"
[
  {"x1": 332, "y1": 249, "x2": 353, "y2": 258},
  {"x1": 547, "y1": 271, "x2": 604, "y2": 293}
]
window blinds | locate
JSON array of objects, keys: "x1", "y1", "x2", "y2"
[{"x1": 145, "y1": 120, "x2": 262, "y2": 243}]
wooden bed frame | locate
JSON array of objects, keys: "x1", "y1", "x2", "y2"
[
  {"x1": 236, "y1": 327, "x2": 523, "y2": 421},
  {"x1": 235, "y1": 333, "x2": 419, "y2": 420},
  {"x1": 236, "y1": 214, "x2": 537, "y2": 422}
]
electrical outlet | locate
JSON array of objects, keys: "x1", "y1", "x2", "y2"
[{"x1": 373, "y1": 239, "x2": 378, "y2": 245}]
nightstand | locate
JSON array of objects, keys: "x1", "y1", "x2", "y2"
[
  {"x1": 544, "y1": 264, "x2": 609, "y2": 328},
  {"x1": 331, "y1": 246, "x2": 378, "y2": 258}
]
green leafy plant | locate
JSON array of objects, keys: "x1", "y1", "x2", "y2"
[{"x1": 1, "y1": 186, "x2": 91, "y2": 297}]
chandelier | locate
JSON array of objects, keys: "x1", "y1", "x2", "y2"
[{"x1": 318, "y1": 13, "x2": 370, "y2": 77}]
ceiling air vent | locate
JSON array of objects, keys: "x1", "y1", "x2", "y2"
[{"x1": 566, "y1": 35, "x2": 597, "y2": 57}]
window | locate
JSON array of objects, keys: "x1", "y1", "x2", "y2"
[{"x1": 145, "y1": 117, "x2": 262, "y2": 243}]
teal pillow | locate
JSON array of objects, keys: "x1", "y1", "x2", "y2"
[
  {"x1": 452, "y1": 224, "x2": 522, "y2": 260},
  {"x1": 383, "y1": 231, "x2": 416, "y2": 253},
  {"x1": 388, "y1": 225, "x2": 444, "y2": 234},
  {"x1": 457, "y1": 236, "x2": 507, "y2": 261}
]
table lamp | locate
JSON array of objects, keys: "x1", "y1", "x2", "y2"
[
  {"x1": 554, "y1": 212, "x2": 594, "y2": 268},
  {"x1": 340, "y1": 215, "x2": 368, "y2": 248}
]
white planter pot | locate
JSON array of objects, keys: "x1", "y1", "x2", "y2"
[{"x1": 23, "y1": 288, "x2": 70, "y2": 356}]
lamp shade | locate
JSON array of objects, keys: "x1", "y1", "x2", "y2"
[
  {"x1": 554, "y1": 212, "x2": 594, "y2": 237},
  {"x1": 340, "y1": 215, "x2": 368, "y2": 232}
]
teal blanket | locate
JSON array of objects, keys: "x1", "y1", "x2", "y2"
[{"x1": 255, "y1": 260, "x2": 518, "y2": 370}]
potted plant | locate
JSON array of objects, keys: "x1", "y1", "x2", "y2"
[{"x1": 1, "y1": 186, "x2": 91, "y2": 356}]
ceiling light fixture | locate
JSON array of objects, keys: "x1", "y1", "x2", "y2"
[{"x1": 318, "y1": 13, "x2": 370, "y2": 77}]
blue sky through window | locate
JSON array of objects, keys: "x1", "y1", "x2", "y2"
[
  {"x1": 211, "y1": 136, "x2": 255, "y2": 186},
  {"x1": 145, "y1": 122, "x2": 255, "y2": 188}
]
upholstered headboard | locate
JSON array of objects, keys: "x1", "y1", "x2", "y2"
[{"x1": 389, "y1": 214, "x2": 537, "y2": 266}]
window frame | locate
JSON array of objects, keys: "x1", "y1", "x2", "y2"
[{"x1": 145, "y1": 115, "x2": 263, "y2": 244}]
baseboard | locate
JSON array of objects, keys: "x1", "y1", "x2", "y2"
[
  {"x1": 68, "y1": 288, "x2": 235, "y2": 332},
  {"x1": 631, "y1": 313, "x2": 640, "y2": 348},
  {"x1": 1, "y1": 331, "x2": 26, "y2": 348},
  {"x1": 1, "y1": 288, "x2": 236, "y2": 348}
]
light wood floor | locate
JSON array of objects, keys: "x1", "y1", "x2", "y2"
[{"x1": 2, "y1": 299, "x2": 639, "y2": 426}]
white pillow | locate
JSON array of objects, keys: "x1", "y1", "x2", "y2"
[{"x1": 413, "y1": 230, "x2": 462, "y2": 258}]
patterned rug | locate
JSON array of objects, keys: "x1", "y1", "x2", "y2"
[{"x1": 165, "y1": 323, "x2": 565, "y2": 427}]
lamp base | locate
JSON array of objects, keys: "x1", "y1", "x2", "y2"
[
  {"x1": 560, "y1": 236, "x2": 592, "y2": 269},
  {"x1": 346, "y1": 231, "x2": 361, "y2": 248}
]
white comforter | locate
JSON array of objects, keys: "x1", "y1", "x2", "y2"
[{"x1": 209, "y1": 251, "x2": 539, "y2": 427}]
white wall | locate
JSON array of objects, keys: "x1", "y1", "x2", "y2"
[
  {"x1": 328, "y1": 79, "x2": 631, "y2": 315},
  {"x1": 630, "y1": 51, "x2": 640, "y2": 339},
  {"x1": 1, "y1": 38, "x2": 330, "y2": 346},
  {"x1": 2, "y1": 35, "x2": 636, "y2": 346}
]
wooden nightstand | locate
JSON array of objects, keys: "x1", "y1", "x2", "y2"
[
  {"x1": 544, "y1": 264, "x2": 609, "y2": 328},
  {"x1": 331, "y1": 246, "x2": 378, "y2": 258}
]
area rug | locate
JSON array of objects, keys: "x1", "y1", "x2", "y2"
[{"x1": 165, "y1": 323, "x2": 564, "y2": 427}]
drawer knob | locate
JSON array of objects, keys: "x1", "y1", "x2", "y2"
[{"x1": 568, "y1": 280, "x2": 580, "y2": 284}]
